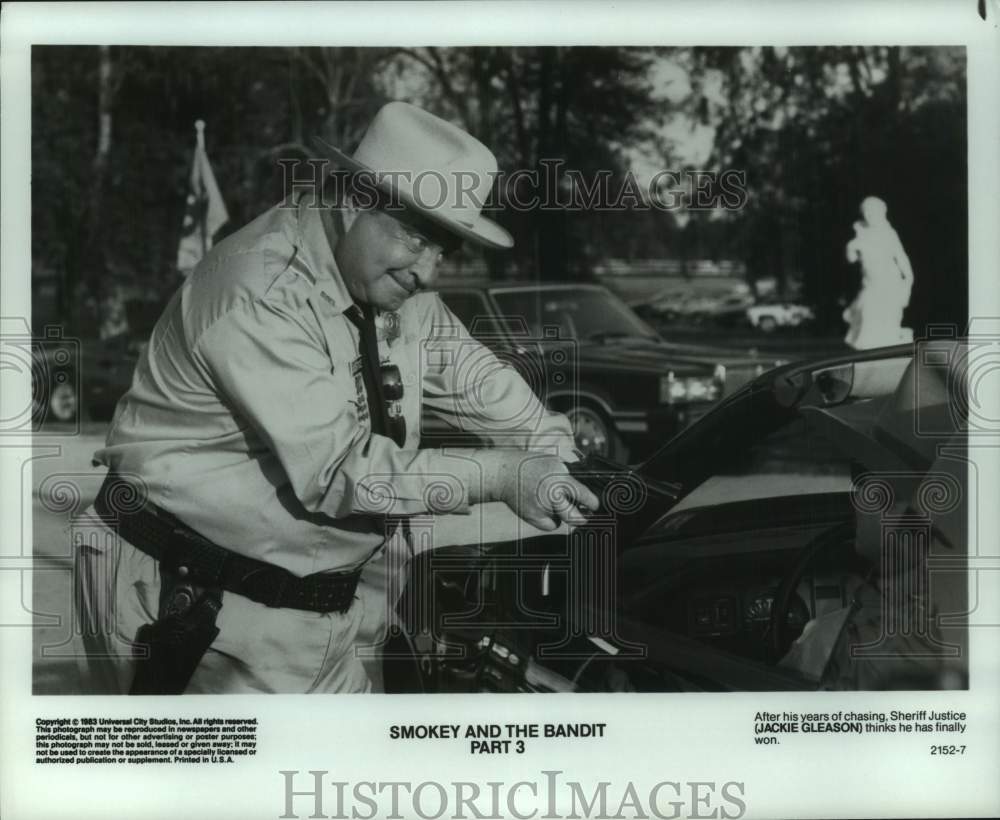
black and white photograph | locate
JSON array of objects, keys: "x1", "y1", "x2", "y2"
[
  {"x1": 2, "y1": 3, "x2": 999, "y2": 820},
  {"x1": 26, "y1": 41, "x2": 971, "y2": 696}
]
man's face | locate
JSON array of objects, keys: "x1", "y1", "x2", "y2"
[{"x1": 334, "y1": 205, "x2": 456, "y2": 311}]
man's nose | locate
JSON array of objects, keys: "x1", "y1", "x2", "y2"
[{"x1": 409, "y1": 247, "x2": 441, "y2": 289}]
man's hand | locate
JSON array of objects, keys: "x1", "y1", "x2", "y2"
[{"x1": 473, "y1": 451, "x2": 600, "y2": 531}]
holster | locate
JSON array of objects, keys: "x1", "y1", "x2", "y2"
[
  {"x1": 94, "y1": 471, "x2": 359, "y2": 693},
  {"x1": 129, "y1": 567, "x2": 223, "y2": 695}
]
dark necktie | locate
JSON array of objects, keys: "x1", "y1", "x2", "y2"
[
  {"x1": 346, "y1": 302, "x2": 390, "y2": 439},
  {"x1": 346, "y1": 303, "x2": 407, "y2": 545}
]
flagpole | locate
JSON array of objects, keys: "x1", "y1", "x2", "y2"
[
  {"x1": 177, "y1": 118, "x2": 227, "y2": 276},
  {"x1": 195, "y1": 120, "x2": 207, "y2": 258}
]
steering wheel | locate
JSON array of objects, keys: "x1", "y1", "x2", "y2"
[{"x1": 768, "y1": 520, "x2": 856, "y2": 660}]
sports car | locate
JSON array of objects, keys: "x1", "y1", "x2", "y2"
[{"x1": 384, "y1": 339, "x2": 969, "y2": 692}]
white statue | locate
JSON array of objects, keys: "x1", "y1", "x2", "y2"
[{"x1": 843, "y1": 197, "x2": 914, "y2": 349}]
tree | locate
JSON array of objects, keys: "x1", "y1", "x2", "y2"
[
  {"x1": 31, "y1": 46, "x2": 966, "y2": 338},
  {"x1": 674, "y1": 46, "x2": 967, "y2": 334},
  {"x1": 31, "y1": 46, "x2": 399, "y2": 330},
  {"x1": 395, "y1": 46, "x2": 660, "y2": 279},
  {"x1": 32, "y1": 46, "x2": 122, "y2": 330}
]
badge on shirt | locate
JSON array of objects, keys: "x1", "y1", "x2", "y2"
[
  {"x1": 380, "y1": 311, "x2": 401, "y2": 346},
  {"x1": 351, "y1": 356, "x2": 370, "y2": 425}
]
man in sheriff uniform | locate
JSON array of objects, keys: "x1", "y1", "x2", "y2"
[{"x1": 76, "y1": 102, "x2": 598, "y2": 694}]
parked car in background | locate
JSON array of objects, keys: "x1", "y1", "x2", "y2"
[
  {"x1": 708, "y1": 293, "x2": 761, "y2": 328},
  {"x1": 430, "y1": 282, "x2": 781, "y2": 462},
  {"x1": 639, "y1": 290, "x2": 816, "y2": 335},
  {"x1": 30, "y1": 328, "x2": 81, "y2": 425},
  {"x1": 746, "y1": 301, "x2": 815, "y2": 332},
  {"x1": 31, "y1": 299, "x2": 163, "y2": 426},
  {"x1": 31, "y1": 331, "x2": 145, "y2": 425},
  {"x1": 644, "y1": 291, "x2": 753, "y2": 324}
]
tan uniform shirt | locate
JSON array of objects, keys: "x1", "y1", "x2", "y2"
[{"x1": 96, "y1": 197, "x2": 575, "y2": 576}]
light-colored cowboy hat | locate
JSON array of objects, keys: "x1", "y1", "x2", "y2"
[{"x1": 314, "y1": 101, "x2": 513, "y2": 250}]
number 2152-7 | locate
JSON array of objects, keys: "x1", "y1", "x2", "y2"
[{"x1": 930, "y1": 745, "x2": 966, "y2": 755}]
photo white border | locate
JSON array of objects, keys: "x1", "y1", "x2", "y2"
[{"x1": 2, "y1": 2, "x2": 999, "y2": 819}]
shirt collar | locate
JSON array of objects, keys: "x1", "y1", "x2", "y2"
[{"x1": 293, "y1": 195, "x2": 354, "y2": 314}]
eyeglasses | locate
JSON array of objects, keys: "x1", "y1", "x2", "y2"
[
  {"x1": 380, "y1": 209, "x2": 462, "y2": 258},
  {"x1": 380, "y1": 362, "x2": 406, "y2": 448}
]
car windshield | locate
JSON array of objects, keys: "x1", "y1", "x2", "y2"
[
  {"x1": 491, "y1": 287, "x2": 658, "y2": 342},
  {"x1": 639, "y1": 343, "x2": 961, "y2": 529},
  {"x1": 659, "y1": 416, "x2": 853, "y2": 525}
]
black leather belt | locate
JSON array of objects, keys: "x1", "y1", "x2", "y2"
[{"x1": 94, "y1": 472, "x2": 361, "y2": 613}]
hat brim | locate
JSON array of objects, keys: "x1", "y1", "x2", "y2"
[{"x1": 313, "y1": 137, "x2": 514, "y2": 251}]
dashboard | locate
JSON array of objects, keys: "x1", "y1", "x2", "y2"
[
  {"x1": 621, "y1": 527, "x2": 857, "y2": 663},
  {"x1": 387, "y1": 493, "x2": 861, "y2": 693}
]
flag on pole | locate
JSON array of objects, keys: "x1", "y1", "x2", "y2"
[{"x1": 176, "y1": 119, "x2": 229, "y2": 275}]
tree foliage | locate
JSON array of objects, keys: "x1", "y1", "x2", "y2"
[
  {"x1": 32, "y1": 45, "x2": 966, "y2": 336},
  {"x1": 393, "y1": 46, "x2": 660, "y2": 279},
  {"x1": 667, "y1": 46, "x2": 967, "y2": 331}
]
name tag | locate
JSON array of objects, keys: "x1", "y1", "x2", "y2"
[{"x1": 351, "y1": 356, "x2": 370, "y2": 425}]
